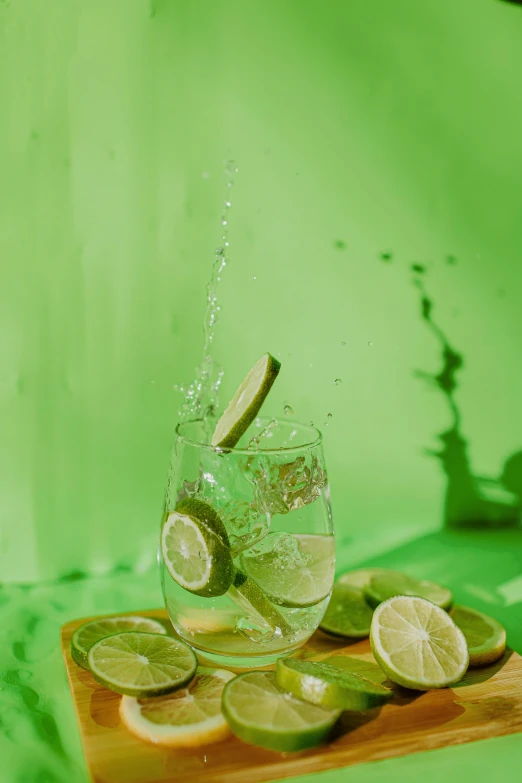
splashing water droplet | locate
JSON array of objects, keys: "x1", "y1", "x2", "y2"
[
  {"x1": 334, "y1": 378, "x2": 342, "y2": 386},
  {"x1": 177, "y1": 160, "x2": 238, "y2": 425},
  {"x1": 284, "y1": 405, "x2": 294, "y2": 415}
]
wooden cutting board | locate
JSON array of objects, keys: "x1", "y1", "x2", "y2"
[{"x1": 61, "y1": 608, "x2": 522, "y2": 783}]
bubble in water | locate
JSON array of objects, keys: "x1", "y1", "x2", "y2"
[
  {"x1": 284, "y1": 405, "x2": 294, "y2": 415},
  {"x1": 341, "y1": 341, "x2": 346, "y2": 346},
  {"x1": 368, "y1": 341, "x2": 373, "y2": 347},
  {"x1": 334, "y1": 378, "x2": 342, "y2": 386}
]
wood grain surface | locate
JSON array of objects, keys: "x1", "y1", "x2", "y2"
[{"x1": 61, "y1": 608, "x2": 522, "y2": 783}]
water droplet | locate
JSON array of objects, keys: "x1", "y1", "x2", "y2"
[
  {"x1": 324, "y1": 421, "x2": 328, "y2": 427},
  {"x1": 310, "y1": 421, "x2": 314, "y2": 426},
  {"x1": 334, "y1": 378, "x2": 342, "y2": 386},
  {"x1": 368, "y1": 341, "x2": 373, "y2": 346},
  {"x1": 341, "y1": 341, "x2": 346, "y2": 346},
  {"x1": 222, "y1": 220, "x2": 228, "y2": 226},
  {"x1": 225, "y1": 201, "x2": 231, "y2": 208},
  {"x1": 284, "y1": 405, "x2": 294, "y2": 415},
  {"x1": 215, "y1": 247, "x2": 224, "y2": 256},
  {"x1": 252, "y1": 275, "x2": 257, "y2": 280},
  {"x1": 327, "y1": 413, "x2": 332, "y2": 419}
]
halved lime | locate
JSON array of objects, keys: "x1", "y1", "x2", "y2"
[
  {"x1": 275, "y1": 658, "x2": 392, "y2": 711},
  {"x1": 370, "y1": 595, "x2": 469, "y2": 690},
  {"x1": 211, "y1": 353, "x2": 281, "y2": 449},
  {"x1": 161, "y1": 498, "x2": 234, "y2": 597},
  {"x1": 222, "y1": 670, "x2": 341, "y2": 751},
  {"x1": 230, "y1": 571, "x2": 293, "y2": 637},
  {"x1": 120, "y1": 668, "x2": 234, "y2": 747},
  {"x1": 450, "y1": 604, "x2": 507, "y2": 667},
  {"x1": 338, "y1": 568, "x2": 394, "y2": 590},
  {"x1": 88, "y1": 632, "x2": 198, "y2": 697},
  {"x1": 240, "y1": 534, "x2": 335, "y2": 608},
  {"x1": 71, "y1": 616, "x2": 167, "y2": 670},
  {"x1": 364, "y1": 571, "x2": 453, "y2": 610},
  {"x1": 319, "y1": 583, "x2": 373, "y2": 638}
]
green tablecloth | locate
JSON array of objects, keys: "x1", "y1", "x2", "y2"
[{"x1": 1, "y1": 528, "x2": 521, "y2": 783}]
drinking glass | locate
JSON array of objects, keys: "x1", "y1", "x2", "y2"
[{"x1": 160, "y1": 417, "x2": 335, "y2": 667}]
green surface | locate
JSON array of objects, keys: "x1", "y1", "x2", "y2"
[{"x1": 1, "y1": 0, "x2": 522, "y2": 781}]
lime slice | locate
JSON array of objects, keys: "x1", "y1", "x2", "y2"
[
  {"x1": 241, "y1": 534, "x2": 335, "y2": 608},
  {"x1": 161, "y1": 498, "x2": 234, "y2": 597},
  {"x1": 71, "y1": 616, "x2": 167, "y2": 670},
  {"x1": 211, "y1": 353, "x2": 281, "y2": 449},
  {"x1": 450, "y1": 604, "x2": 507, "y2": 667},
  {"x1": 88, "y1": 632, "x2": 198, "y2": 697},
  {"x1": 222, "y1": 670, "x2": 341, "y2": 751},
  {"x1": 364, "y1": 571, "x2": 453, "y2": 610},
  {"x1": 120, "y1": 668, "x2": 234, "y2": 747},
  {"x1": 319, "y1": 583, "x2": 373, "y2": 638},
  {"x1": 370, "y1": 595, "x2": 469, "y2": 690},
  {"x1": 275, "y1": 658, "x2": 392, "y2": 711},
  {"x1": 230, "y1": 572, "x2": 293, "y2": 637},
  {"x1": 338, "y1": 567, "x2": 393, "y2": 590}
]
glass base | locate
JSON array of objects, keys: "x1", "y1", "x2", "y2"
[{"x1": 190, "y1": 645, "x2": 301, "y2": 670}]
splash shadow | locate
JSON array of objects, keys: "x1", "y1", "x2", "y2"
[{"x1": 412, "y1": 269, "x2": 521, "y2": 530}]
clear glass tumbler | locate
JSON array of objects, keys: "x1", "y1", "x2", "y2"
[{"x1": 160, "y1": 418, "x2": 335, "y2": 667}]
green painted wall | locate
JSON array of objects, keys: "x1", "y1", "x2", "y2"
[{"x1": 1, "y1": 0, "x2": 522, "y2": 582}]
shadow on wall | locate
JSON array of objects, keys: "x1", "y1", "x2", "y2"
[{"x1": 409, "y1": 265, "x2": 521, "y2": 530}]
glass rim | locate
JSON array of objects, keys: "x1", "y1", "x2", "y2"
[{"x1": 175, "y1": 417, "x2": 323, "y2": 455}]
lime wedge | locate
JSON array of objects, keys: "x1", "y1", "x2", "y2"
[
  {"x1": 88, "y1": 632, "x2": 197, "y2": 697},
  {"x1": 222, "y1": 670, "x2": 341, "y2": 751},
  {"x1": 275, "y1": 658, "x2": 392, "y2": 711},
  {"x1": 230, "y1": 571, "x2": 293, "y2": 637},
  {"x1": 450, "y1": 604, "x2": 507, "y2": 667},
  {"x1": 211, "y1": 353, "x2": 281, "y2": 449},
  {"x1": 364, "y1": 571, "x2": 453, "y2": 610},
  {"x1": 319, "y1": 583, "x2": 373, "y2": 638},
  {"x1": 241, "y1": 534, "x2": 335, "y2": 608},
  {"x1": 120, "y1": 668, "x2": 234, "y2": 747},
  {"x1": 161, "y1": 498, "x2": 234, "y2": 597},
  {"x1": 71, "y1": 616, "x2": 167, "y2": 670},
  {"x1": 370, "y1": 595, "x2": 469, "y2": 690}
]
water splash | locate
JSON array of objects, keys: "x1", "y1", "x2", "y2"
[{"x1": 178, "y1": 161, "x2": 238, "y2": 426}]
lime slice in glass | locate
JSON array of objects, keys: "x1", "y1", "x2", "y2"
[
  {"x1": 364, "y1": 571, "x2": 453, "y2": 610},
  {"x1": 230, "y1": 572, "x2": 293, "y2": 637},
  {"x1": 71, "y1": 616, "x2": 167, "y2": 670},
  {"x1": 211, "y1": 353, "x2": 281, "y2": 449},
  {"x1": 450, "y1": 604, "x2": 507, "y2": 666},
  {"x1": 120, "y1": 668, "x2": 234, "y2": 747},
  {"x1": 161, "y1": 498, "x2": 234, "y2": 597},
  {"x1": 370, "y1": 595, "x2": 469, "y2": 690},
  {"x1": 241, "y1": 534, "x2": 335, "y2": 608},
  {"x1": 88, "y1": 632, "x2": 198, "y2": 697},
  {"x1": 319, "y1": 583, "x2": 373, "y2": 638},
  {"x1": 222, "y1": 670, "x2": 341, "y2": 751},
  {"x1": 275, "y1": 658, "x2": 392, "y2": 711}
]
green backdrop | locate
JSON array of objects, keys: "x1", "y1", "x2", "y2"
[{"x1": 1, "y1": 1, "x2": 522, "y2": 782}]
